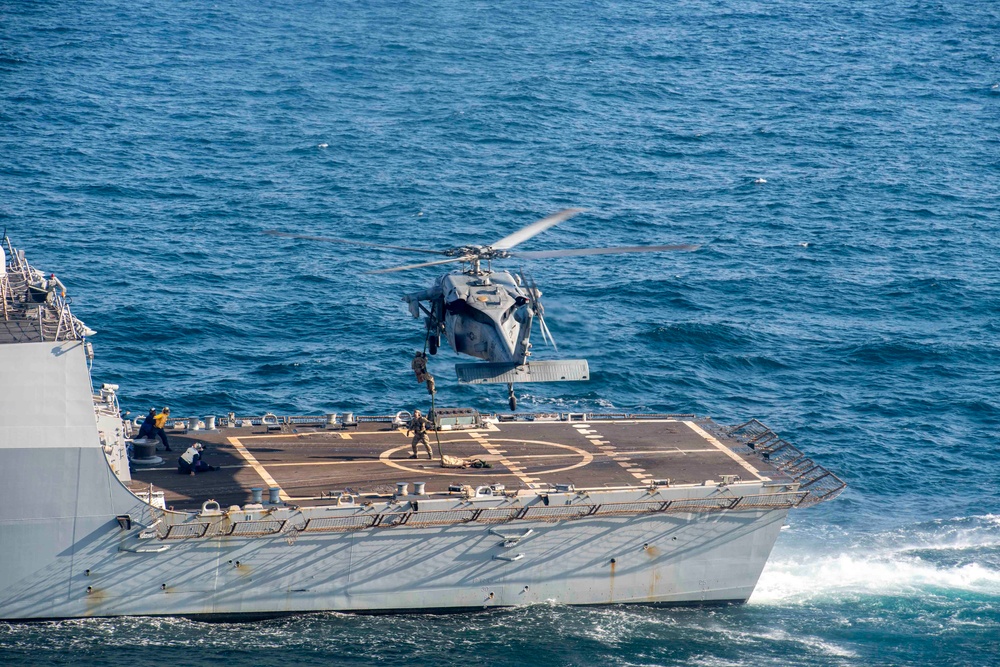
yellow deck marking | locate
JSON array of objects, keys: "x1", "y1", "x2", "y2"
[
  {"x1": 378, "y1": 438, "x2": 592, "y2": 481},
  {"x1": 213, "y1": 420, "x2": 754, "y2": 499},
  {"x1": 683, "y1": 421, "x2": 768, "y2": 480},
  {"x1": 237, "y1": 429, "x2": 416, "y2": 440},
  {"x1": 235, "y1": 432, "x2": 329, "y2": 440},
  {"x1": 378, "y1": 447, "x2": 509, "y2": 477},
  {"x1": 484, "y1": 453, "x2": 578, "y2": 460},
  {"x1": 227, "y1": 436, "x2": 289, "y2": 501},
  {"x1": 264, "y1": 460, "x2": 385, "y2": 468},
  {"x1": 234, "y1": 432, "x2": 359, "y2": 441},
  {"x1": 603, "y1": 448, "x2": 716, "y2": 456},
  {"x1": 470, "y1": 433, "x2": 538, "y2": 487}
]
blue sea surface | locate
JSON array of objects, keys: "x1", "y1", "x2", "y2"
[{"x1": 2, "y1": 0, "x2": 999, "y2": 664}]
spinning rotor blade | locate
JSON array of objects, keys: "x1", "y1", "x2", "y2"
[
  {"x1": 492, "y1": 208, "x2": 585, "y2": 251},
  {"x1": 538, "y1": 314, "x2": 557, "y2": 352},
  {"x1": 366, "y1": 256, "x2": 472, "y2": 274},
  {"x1": 520, "y1": 270, "x2": 557, "y2": 351},
  {"x1": 264, "y1": 230, "x2": 446, "y2": 256},
  {"x1": 510, "y1": 244, "x2": 700, "y2": 260}
]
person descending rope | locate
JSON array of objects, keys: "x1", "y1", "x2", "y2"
[
  {"x1": 407, "y1": 409, "x2": 434, "y2": 460},
  {"x1": 411, "y1": 352, "x2": 428, "y2": 383}
]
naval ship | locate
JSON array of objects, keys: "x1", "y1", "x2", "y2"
[{"x1": 0, "y1": 239, "x2": 844, "y2": 620}]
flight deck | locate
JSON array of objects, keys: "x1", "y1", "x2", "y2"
[{"x1": 128, "y1": 414, "x2": 839, "y2": 511}]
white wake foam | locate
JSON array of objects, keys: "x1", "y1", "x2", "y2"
[
  {"x1": 751, "y1": 515, "x2": 1000, "y2": 604},
  {"x1": 752, "y1": 553, "x2": 1000, "y2": 604}
]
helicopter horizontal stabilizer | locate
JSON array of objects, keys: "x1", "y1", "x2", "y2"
[{"x1": 455, "y1": 360, "x2": 590, "y2": 385}]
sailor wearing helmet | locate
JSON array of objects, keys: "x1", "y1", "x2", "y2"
[
  {"x1": 406, "y1": 409, "x2": 434, "y2": 459},
  {"x1": 153, "y1": 406, "x2": 172, "y2": 452},
  {"x1": 177, "y1": 442, "x2": 217, "y2": 476}
]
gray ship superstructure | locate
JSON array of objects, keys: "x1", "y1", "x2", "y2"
[{"x1": 0, "y1": 240, "x2": 844, "y2": 620}]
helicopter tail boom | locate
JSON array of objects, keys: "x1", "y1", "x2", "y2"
[{"x1": 455, "y1": 359, "x2": 590, "y2": 385}]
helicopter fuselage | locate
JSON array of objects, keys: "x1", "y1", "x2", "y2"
[
  {"x1": 405, "y1": 270, "x2": 535, "y2": 365},
  {"x1": 269, "y1": 207, "x2": 689, "y2": 403}
]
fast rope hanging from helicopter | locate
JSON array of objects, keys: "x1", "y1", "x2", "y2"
[{"x1": 419, "y1": 325, "x2": 444, "y2": 462}]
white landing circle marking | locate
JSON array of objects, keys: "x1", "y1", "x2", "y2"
[{"x1": 379, "y1": 439, "x2": 594, "y2": 476}]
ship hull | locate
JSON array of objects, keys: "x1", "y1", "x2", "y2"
[
  {"x1": 0, "y1": 485, "x2": 785, "y2": 619},
  {"x1": 0, "y1": 340, "x2": 789, "y2": 620}
]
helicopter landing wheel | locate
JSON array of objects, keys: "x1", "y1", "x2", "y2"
[
  {"x1": 508, "y1": 384, "x2": 517, "y2": 411},
  {"x1": 428, "y1": 334, "x2": 439, "y2": 355}
]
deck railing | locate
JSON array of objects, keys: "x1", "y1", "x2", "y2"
[
  {"x1": 1, "y1": 239, "x2": 85, "y2": 343},
  {"x1": 147, "y1": 491, "x2": 809, "y2": 540},
  {"x1": 722, "y1": 419, "x2": 847, "y2": 506}
]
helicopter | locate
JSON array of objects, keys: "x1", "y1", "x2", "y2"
[{"x1": 266, "y1": 209, "x2": 698, "y2": 410}]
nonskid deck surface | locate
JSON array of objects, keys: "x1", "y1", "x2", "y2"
[{"x1": 129, "y1": 417, "x2": 788, "y2": 510}]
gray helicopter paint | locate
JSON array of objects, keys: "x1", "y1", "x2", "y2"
[
  {"x1": 270, "y1": 209, "x2": 698, "y2": 389},
  {"x1": 411, "y1": 271, "x2": 533, "y2": 364},
  {"x1": 455, "y1": 359, "x2": 590, "y2": 384}
]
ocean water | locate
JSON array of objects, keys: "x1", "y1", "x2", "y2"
[{"x1": 2, "y1": 0, "x2": 999, "y2": 664}]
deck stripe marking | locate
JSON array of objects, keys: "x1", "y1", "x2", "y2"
[
  {"x1": 227, "y1": 436, "x2": 289, "y2": 501},
  {"x1": 580, "y1": 429, "x2": 650, "y2": 485},
  {"x1": 470, "y1": 432, "x2": 539, "y2": 488},
  {"x1": 626, "y1": 448, "x2": 715, "y2": 455},
  {"x1": 235, "y1": 428, "x2": 502, "y2": 441},
  {"x1": 265, "y1": 460, "x2": 385, "y2": 467},
  {"x1": 683, "y1": 421, "x2": 768, "y2": 480},
  {"x1": 238, "y1": 432, "x2": 373, "y2": 440}
]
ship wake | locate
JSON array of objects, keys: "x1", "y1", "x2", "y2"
[{"x1": 751, "y1": 515, "x2": 1000, "y2": 604}]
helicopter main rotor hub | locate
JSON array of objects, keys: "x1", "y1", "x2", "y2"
[{"x1": 441, "y1": 246, "x2": 512, "y2": 262}]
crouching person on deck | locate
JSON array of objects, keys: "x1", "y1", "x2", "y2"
[{"x1": 178, "y1": 443, "x2": 217, "y2": 476}]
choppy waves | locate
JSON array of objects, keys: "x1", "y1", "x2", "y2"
[{"x1": 3, "y1": 0, "x2": 1000, "y2": 665}]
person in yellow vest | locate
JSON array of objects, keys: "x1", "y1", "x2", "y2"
[{"x1": 153, "y1": 407, "x2": 172, "y2": 451}]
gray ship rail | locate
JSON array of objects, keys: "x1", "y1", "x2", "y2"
[
  {"x1": 229, "y1": 519, "x2": 286, "y2": 536},
  {"x1": 158, "y1": 411, "x2": 708, "y2": 431},
  {"x1": 303, "y1": 515, "x2": 380, "y2": 532},
  {"x1": 722, "y1": 419, "x2": 847, "y2": 506},
  {"x1": 1, "y1": 239, "x2": 89, "y2": 344},
  {"x1": 203, "y1": 414, "x2": 399, "y2": 428},
  {"x1": 144, "y1": 491, "x2": 810, "y2": 540}
]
